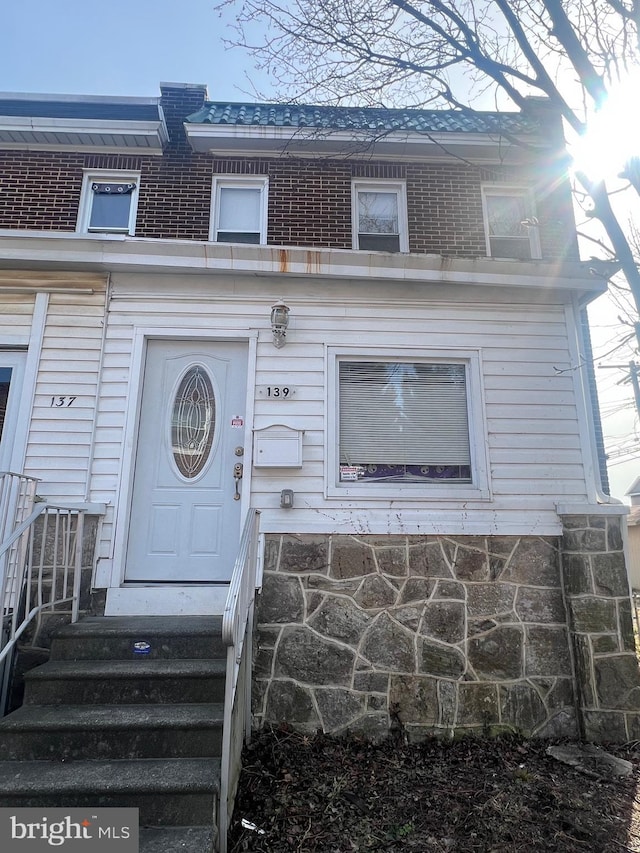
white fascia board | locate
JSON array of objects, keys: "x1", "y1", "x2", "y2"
[
  {"x1": 0, "y1": 230, "x2": 607, "y2": 297},
  {"x1": 0, "y1": 117, "x2": 169, "y2": 151},
  {"x1": 184, "y1": 123, "x2": 542, "y2": 163},
  {"x1": 0, "y1": 92, "x2": 161, "y2": 105}
]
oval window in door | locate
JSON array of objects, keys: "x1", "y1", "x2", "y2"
[{"x1": 171, "y1": 365, "x2": 216, "y2": 479}]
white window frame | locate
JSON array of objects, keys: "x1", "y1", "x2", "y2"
[
  {"x1": 210, "y1": 177, "x2": 268, "y2": 245},
  {"x1": 326, "y1": 346, "x2": 490, "y2": 500},
  {"x1": 77, "y1": 170, "x2": 140, "y2": 236},
  {"x1": 352, "y1": 180, "x2": 409, "y2": 253},
  {"x1": 481, "y1": 184, "x2": 541, "y2": 260}
]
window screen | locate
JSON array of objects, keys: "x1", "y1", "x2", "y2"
[
  {"x1": 338, "y1": 361, "x2": 471, "y2": 483},
  {"x1": 485, "y1": 193, "x2": 532, "y2": 259},
  {"x1": 357, "y1": 190, "x2": 400, "y2": 252}
]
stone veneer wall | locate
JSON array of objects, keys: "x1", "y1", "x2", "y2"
[
  {"x1": 253, "y1": 534, "x2": 579, "y2": 741},
  {"x1": 560, "y1": 513, "x2": 640, "y2": 741}
]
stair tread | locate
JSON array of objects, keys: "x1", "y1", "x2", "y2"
[
  {"x1": 52, "y1": 616, "x2": 223, "y2": 638},
  {"x1": 0, "y1": 757, "x2": 220, "y2": 795},
  {"x1": 26, "y1": 659, "x2": 227, "y2": 680},
  {"x1": 139, "y1": 825, "x2": 214, "y2": 853},
  {"x1": 0, "y1": 703, "x2": 224, "y2": 730}
]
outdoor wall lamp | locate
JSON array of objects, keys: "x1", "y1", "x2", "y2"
[{"x1": 271, "y1": 301, "x2": 290, "y2": 348}]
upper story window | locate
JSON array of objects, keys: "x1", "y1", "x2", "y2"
[
  {"x1": 482, "y1": 186, "x2": 541, "y2": 260},
  {"x1": 211, "y1": 177, "x2": 268, "y2": 244},
  {"x1": 352, "y1": 181, "x2": 408, "y2": 252},
  {"x1": 77, "y1": 171, "x2": 139, "y2": 235}
]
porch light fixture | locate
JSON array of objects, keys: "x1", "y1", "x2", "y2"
[{"x1": 271, "y1": 301, "x2": 290, "y2": 348}]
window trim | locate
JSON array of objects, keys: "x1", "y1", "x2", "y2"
[
  {"x1": 352, "y1": 180, "x2": 409, "y2": 253},
  {"x1": 77, "y1": 170, "x2": 140, "y2": 236},
  {"x1": 210, "y1": 176, "x2": 269, "y2": 245},
  {"x1": 326, "y1": 346, "x2": 490, "y2": 500},
  {"x1": 481, "y1": 184, "x2": 541, "y2": 260}
]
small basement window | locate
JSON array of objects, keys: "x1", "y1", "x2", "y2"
[
  {"x1": 352, "y1": 181, "x2": 408, "y2": 252},
  {"x1": 211, "y1": 178, "x2": 268, "y2": 244},
  {"x1": 78, "y1": 172, "x2": 139, "y2": 235}
]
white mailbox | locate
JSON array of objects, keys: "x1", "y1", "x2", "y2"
[{"x1": 253, "y1": 424, "x2": 304, "y2": 468}]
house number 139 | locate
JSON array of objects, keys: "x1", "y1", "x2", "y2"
[{"x1": 50, "y1": 396, "x2": 77, "y2": 407}]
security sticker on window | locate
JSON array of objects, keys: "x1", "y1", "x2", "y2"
[{"x1": 340, "y1": 465, "x2": 362, "y2": 482}]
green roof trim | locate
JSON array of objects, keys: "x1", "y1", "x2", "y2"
[{"x1": 186, "y1": 102, "x2": 541, "y2": 136}]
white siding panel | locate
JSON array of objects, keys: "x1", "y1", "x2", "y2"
[
  {"x1": 0, "y1": 294, "x2": 36, "y2": 340},
  {"x1": 90, "y1": 281, "x2": 591, "y2": 558},
  {"x1": 24, "y1": 291, "x2": 105, "y2": 500}
]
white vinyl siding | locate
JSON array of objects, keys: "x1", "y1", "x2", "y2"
[
  {"x1": 0, "y1": 294, "x2": 36, "y2": 340},
  {"x1": 23, "y1": 291, "x2": 105, "y2": 500},
  {"x1": 88, "y1": 275, "x2": 589, "y2": 557}
]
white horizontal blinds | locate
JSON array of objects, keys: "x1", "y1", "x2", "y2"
[
  {"x1": 217, "y1": 186, "x2": 261, "y2": 243},
  {"x1": 358, "y1": 191, "x2": 400, "y2": 251},
  {"x1": 485, "y1": 193, "x2": 531, "y2": 259},
  {"x1": 339, "y1": 361, "x2": 471, "y2": 472}
]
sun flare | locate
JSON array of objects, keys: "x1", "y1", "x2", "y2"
[{"x1": 570, "y1": 70, "x2": 640, "y2": 182}]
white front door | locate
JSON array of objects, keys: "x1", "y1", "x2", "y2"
[{"x1": 124, "y1": 339, "x2": 248, "y2": 583}]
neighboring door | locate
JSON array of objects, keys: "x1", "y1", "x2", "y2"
[
  {"x1": 125, "y1": 340, "x2": 248, "y2": 583},
  {"x1": 0, "y1": 352, "x2": 26, "y2": 472}
]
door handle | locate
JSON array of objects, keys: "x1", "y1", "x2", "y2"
[{"x1": 233, "y1": 462, "x2": 243, "y2": 501}]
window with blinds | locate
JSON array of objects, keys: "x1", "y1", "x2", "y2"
[
  {"x1": 338, "y1": 360, "x2": 472, "y2": 484},
  {"x1": 212, "y1": 178, "x2": 268, "y2": 244}
]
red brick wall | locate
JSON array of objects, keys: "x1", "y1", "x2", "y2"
[{"x1": 0, "y1": 87, "x2": 578, "y2": 261}]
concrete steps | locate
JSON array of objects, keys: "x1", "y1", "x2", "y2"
[
  {"x1": 0, "y1": 616, "x2": 228, "y2": 849},
  {"x1": 23, "y1": 658, "x2": 227, "y2": 705}
]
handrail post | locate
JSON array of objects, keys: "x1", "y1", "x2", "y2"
[
  {"x1": 219, "y1": 508, "x2": 261, "y2": 853},
  {"x1": 72, "y1": 511, "x2": 84, "y2": 624}
]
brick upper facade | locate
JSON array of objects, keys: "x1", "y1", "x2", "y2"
[{"x1": 0, "y1": 84, "x2": 579, "y2": 261}]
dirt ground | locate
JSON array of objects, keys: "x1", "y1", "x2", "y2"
[{"x1": 228, "y1": 727, "x2": 640, "y2": 852}]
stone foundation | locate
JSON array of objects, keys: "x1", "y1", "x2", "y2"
[
  {"x1": 254, "y1": 533, "x2": 579, "y2": 740},
  {"x1": 560, "y1": 513, "x2": 640, "y2": 741},
  {"x1": 254, "y1": 523, "x2": 640, "y2": 742}
]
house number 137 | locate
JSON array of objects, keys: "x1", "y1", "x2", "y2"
[{"x1": 50, "y1": 396, "x2": 77, "y2": 407}]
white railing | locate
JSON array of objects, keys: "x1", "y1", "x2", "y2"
[
  {"x1": 0, "y1": 473, "x2": 39, "y2": 596},
  {"x1": 219, "y1": 508, "x2": 261, "y2": 853},
  {"x1": 0, "y1": 494, "x2": 86, "y2": 714}
]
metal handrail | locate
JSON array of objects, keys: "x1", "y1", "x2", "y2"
[
  {"x1": 0, "y1": 501, "x2": 87, "y2": 713},
  {"x1": 219, "y1": 508, "x2": 261, "y2": 853},
  {"x1": 222, "y1": 508, "x2": 261, "y2": 652}
]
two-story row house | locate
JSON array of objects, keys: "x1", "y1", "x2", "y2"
[{"x1": 0, "y1": 82, "x2": 637, "y2": 753}]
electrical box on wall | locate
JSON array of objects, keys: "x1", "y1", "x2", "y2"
[{"x1": 253, "y1": 424, "x2": 304, "y2": 468}]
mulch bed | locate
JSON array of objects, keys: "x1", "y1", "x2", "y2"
[{"x1": 228, "y1": 727, "x2": 640, "y2": 852}]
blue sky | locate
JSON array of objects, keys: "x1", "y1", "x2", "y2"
[{"x1": 1, "y1": 0, "x2": 272, "y2": 99}]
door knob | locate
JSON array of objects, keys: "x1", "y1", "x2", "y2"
[{"x1": 233, "y1": 462, "x2": 243, "y2": 500}]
